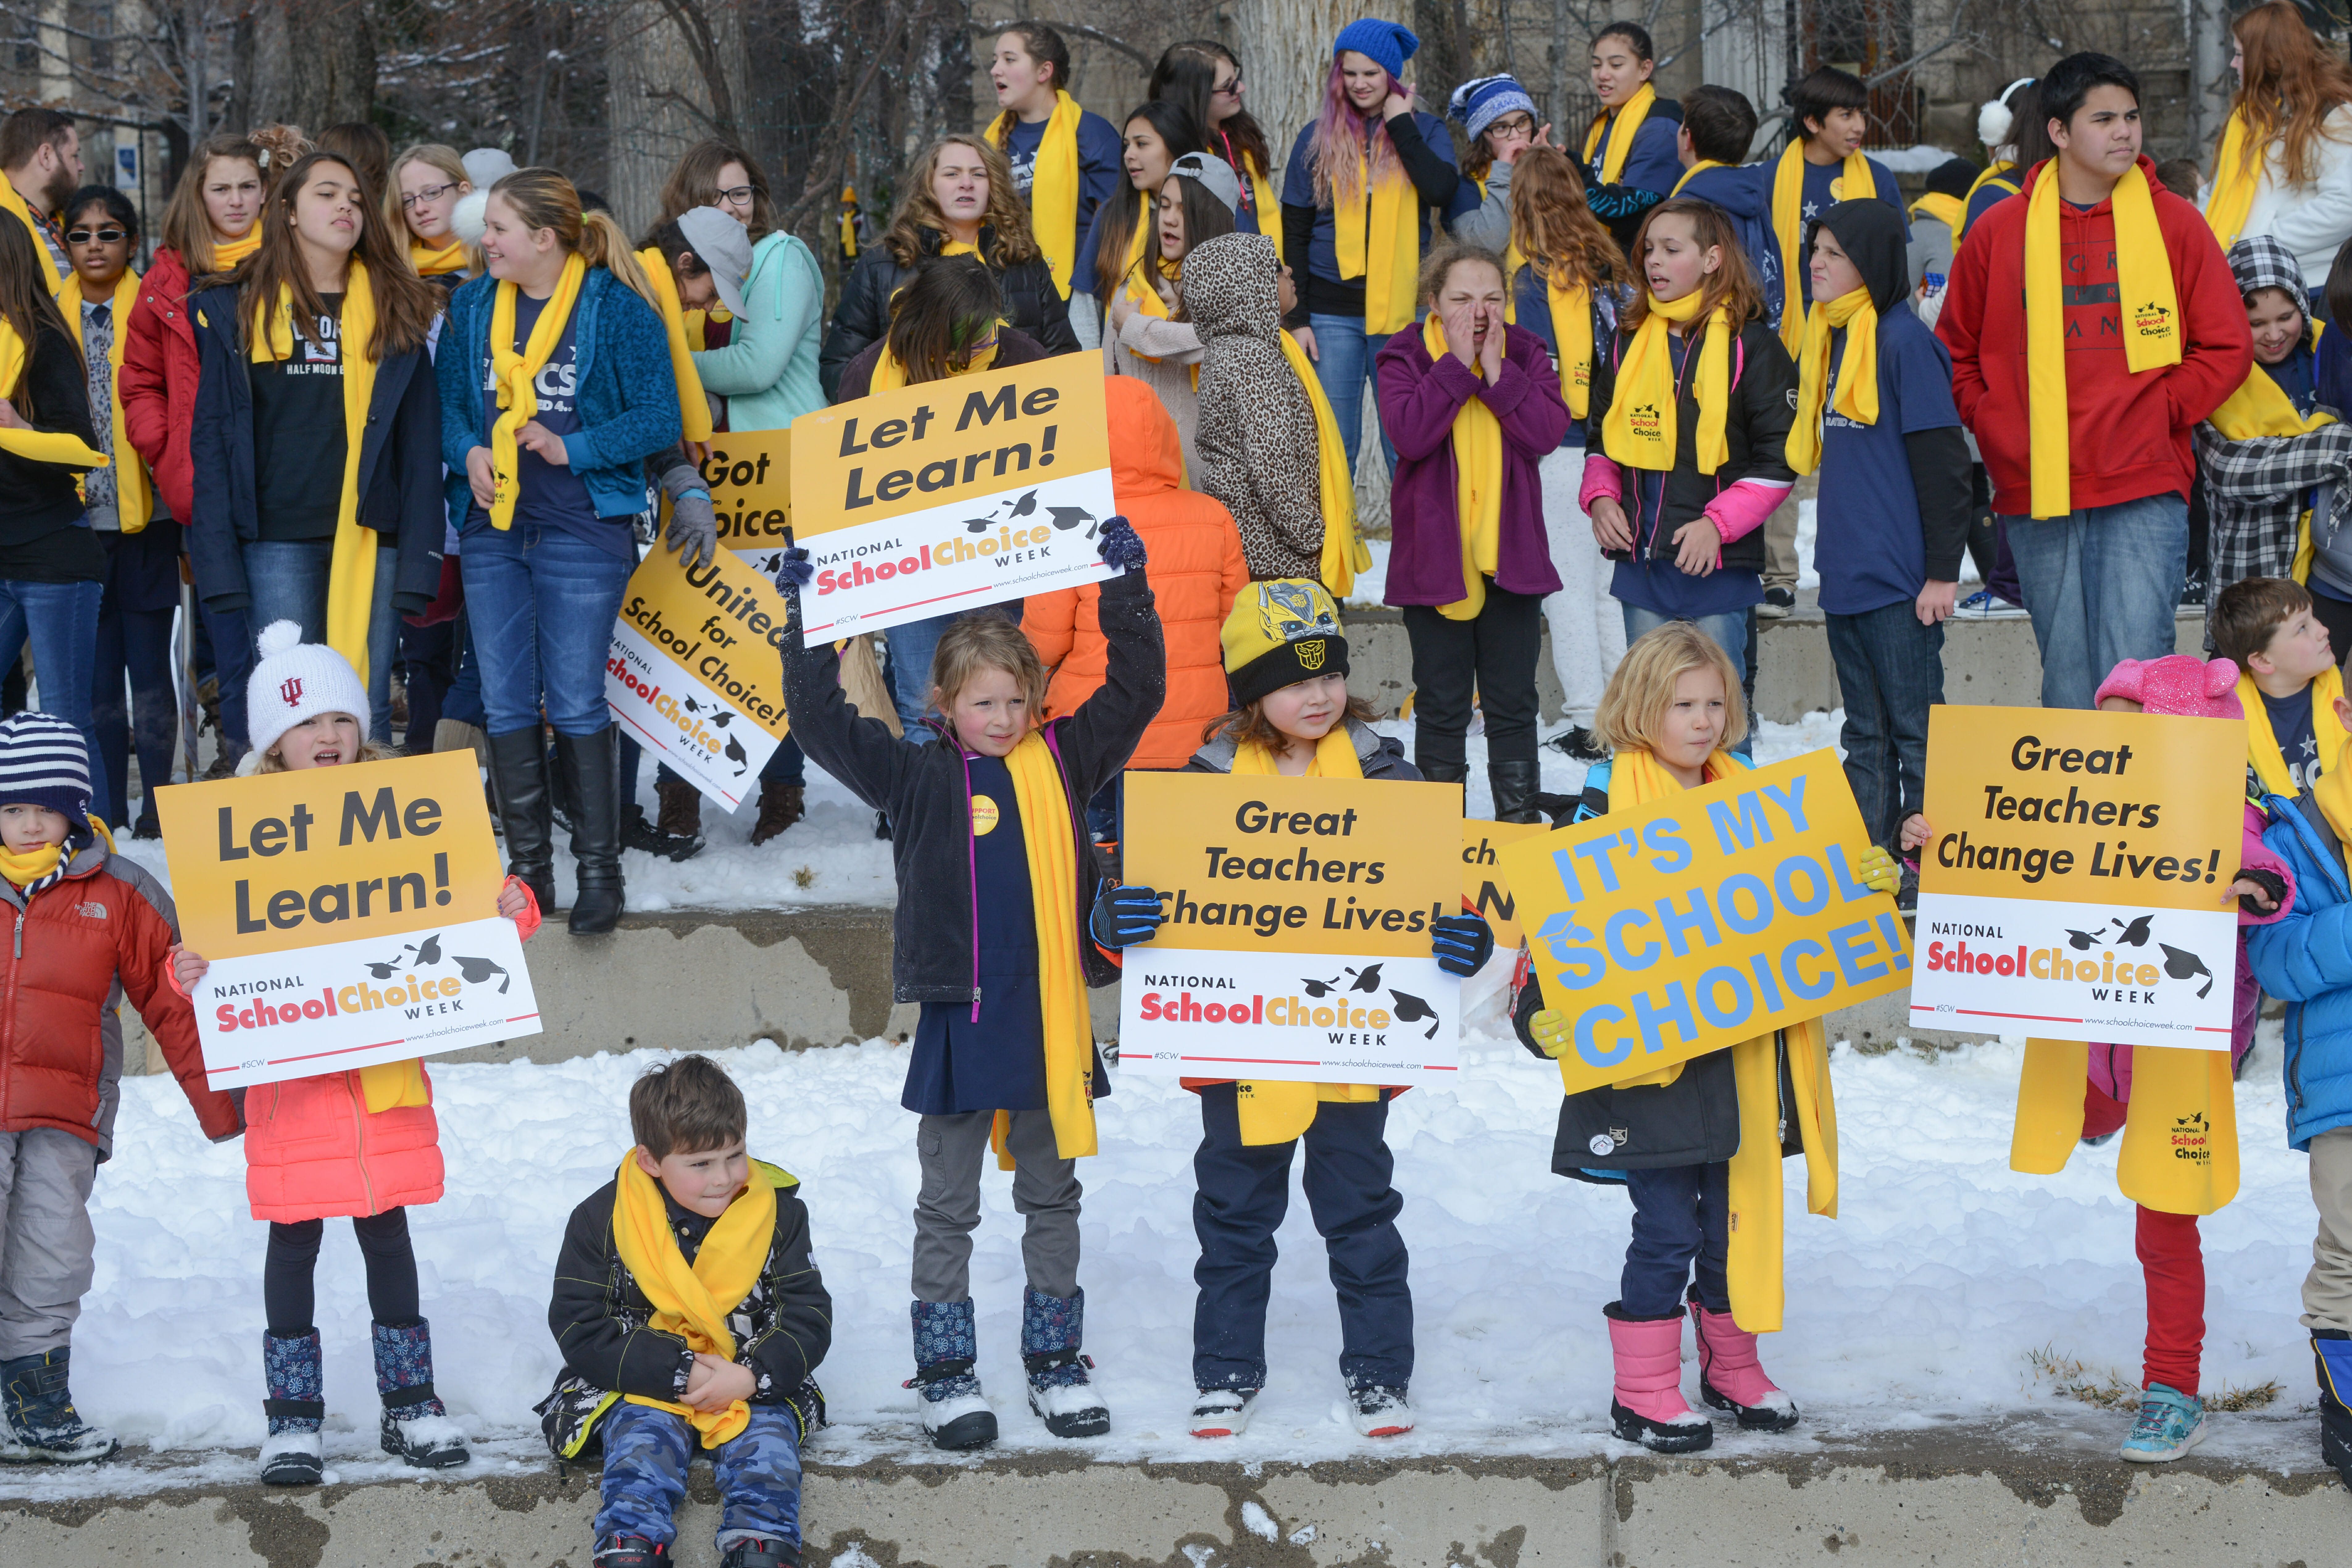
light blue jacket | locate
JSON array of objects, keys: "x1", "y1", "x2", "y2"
[
  {"x1": 692, "y1": 231, "x2": 825, "y2": 432},
  {"x1": 2245, "y1": 790, "x2": 2352, "y2": 1149}
]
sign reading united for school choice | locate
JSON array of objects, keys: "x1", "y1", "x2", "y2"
[
  {"x1": 1117, "y1": 773, "x2": 1467, "y2": 1086},
  {"x1": 1910, "y1": 705, "x2": 2247, "y2": 1049},
  {"x1": 156, "y1": 752, "x2": 540, "y2": 1091},
  {"x1": 1496, "y1": 751, "x2": 1911, "y2": 1098},
  {"x1": 607, "y1": 542, "x2": 792, "y2": 811},
  {"x1": 787, "y1": 356, "x2": 1116, "y2": 642}
]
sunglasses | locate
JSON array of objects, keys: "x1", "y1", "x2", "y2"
[
  {"x1": 1213, "y1": 76, "x2": 1243, "y2": 97},
  {"x1": 400, "y1": 182, "x2": 460, "y2": 210},
  {"x1": 66, "y1": 228, "x2": 127, "y2": 245}
]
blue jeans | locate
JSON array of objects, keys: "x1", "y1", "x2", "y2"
[
  {"x1": 1307, "y1": 314, "x2": 1395, "y2": 476},
  {"x1": 442, "y1": 610, "x2": 488, "y2": 730},
  {"x1": 1621, "y1": 1162, "x2": 1730, "y2": 1318},
  {"x1": 0, "y1": 578, "x2": 106, "y2": 825},
  {"x1": 1619, "y1": 604, "x2": 1755, "y2": 757},
  {"x1": 241, "y1": 540, "x2": 400, "y2": 740},
  {"x1": 459, "y1": 523, "x2": 634, "y2": 736},
  {"x1": 2001, "y1": 493, "x2": 2189, "y2": 711},
  {"x1": 91, "y1": 594, "x2": 174, "y2": 828},
  {"x1": 593, "y1": 1400, "x2": 802, "y2": 1556},
  {"x1": 1826, "y1": 603, "x2": 1945, "y2": 850}
]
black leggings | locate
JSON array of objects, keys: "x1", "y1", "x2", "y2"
[{"x1": 264, "y1": 1209, "x2": 420, "y2": 1334}]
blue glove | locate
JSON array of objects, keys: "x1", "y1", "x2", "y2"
[
  {"x1": 1430, "y1": 912, "x2": 1495, "y2": 976},
  {"x1": 1098, "y1": 514, "x2": 1146, "y2": 570},
  {"x1": 1090, "y1": 882, "x2": 1165, "y2": 948},
  {"x1": 770, "y1": 544, "x2": 815, "y2": 590}
]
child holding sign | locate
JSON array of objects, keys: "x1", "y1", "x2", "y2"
[
  {"x1": 1091, "y1": 578, "x2": 1493, "y2": 1439},
  {"x1": 774, "y1": 521, "x2": 1163, "y2": 1451},
  {"x1": 1513, "y1": 623, "x2": 1895, "y2": 1452},
  {"x1": 168, "y1": 623, "x2": 541, "y2": 1486},
  {"x1": 0, "y1": 713, "x2": 240, "y2": 1463}
]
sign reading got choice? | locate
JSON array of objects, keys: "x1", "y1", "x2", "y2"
[
  {"x1": 156, "y1": 751, "x2": 540, "y2": 1090},
  {"x1": 1497, "y1": 752, "x2": 1911, "y2": 1097},
  {"x1": 788, "y1": 356, "x2": 1116, "y2": 642}
]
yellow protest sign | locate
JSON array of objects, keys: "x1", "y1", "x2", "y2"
[
  {"x1": 1911, "y1": 705, "x2": 2246, "y2": 1047},
  {"x1": 156, "y1": 751, "x2": 540, "y2": 1088},
  {"x1": 1496, "y1": 751, "x2": 1909, "y2": 1097},
  {"x1": 786, "y1": 355, "x2": 1116, "y2": 640},
  {"x1": 695, "y1": 431, "x2": 794, "y2": 551},
  {"x1": 608, "y1": 542, "x2": 792, "y2": 810},
  {"x1": 1118, "y1": 771, "x2": 1468, "y2": 1085},
  {"x1": 1463, "y1": 819, "x2": 1547, "y2": 951}
]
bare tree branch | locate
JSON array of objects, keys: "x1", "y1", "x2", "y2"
[{"x1": 967, "y1": 17, "x2": 1154, "y2": 71}]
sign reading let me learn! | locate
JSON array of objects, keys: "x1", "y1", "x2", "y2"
[
  {"x1": 1909, "y1": 705, "x2": 2247, "y2": 1049},
  {"x1": 156, "y1": 752, "x2": 540, "y2": 1091},
  {"x1": 787, "y1": 355, "x2": 1117, "y2": 642}
]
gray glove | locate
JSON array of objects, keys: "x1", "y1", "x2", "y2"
[{"x1": 656, "y1": 463, "x2": 718, "y2": 570}]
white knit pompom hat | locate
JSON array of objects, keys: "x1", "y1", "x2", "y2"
[{"x1": 246, "y1": 620, "x2": 369, "y2": 763}]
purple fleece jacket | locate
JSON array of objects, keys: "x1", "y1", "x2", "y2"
[{"x1": 1375, "y1": 322, "x2": 1572, "y2": 606}]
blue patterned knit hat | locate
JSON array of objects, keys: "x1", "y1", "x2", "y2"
[
  {"x1": 1449, "y1": 75, "x2": 1537, "y2": 141},
  {"x1": 0, "y1": 712, "x2": 91, "y2": 823}
]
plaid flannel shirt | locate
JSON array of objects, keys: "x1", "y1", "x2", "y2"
[{"x1": 2194, "y1": 415, "x2": 2352, "y2": 591}]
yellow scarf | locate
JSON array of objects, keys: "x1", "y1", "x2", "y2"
[
  {"x1": 409, "y1": 237, "x2": 467, "y2": 277},
  {"x1": 1275, "y1": 327, "x2": 1370, "y2": 597},
  {"x1": 2241, "y1": 665, "x2": 2346, "y2": 798},
  {"x1": 2025, "y1": 162, "x2": 2180, "y2": 519},
  {"x1": 0, "y1": 813, "x2": 115, "y2": 888},
  {"x1": 1333, "y1": 152, "x2": 1419, "y2": 335},
  {"x1": 1582, "y1": 83, "x2": 1657, "y2": 187},
  {"x1": 1424, "y1": 316, "x2": 1502, "y2": 621},
  {"x1": 1771, "y1": 142, "x2": 1876, "y2": 354},
  {"x1": 1542, "y1": 269, "x2": 1596, "y2": 419},
  {"x1": 0, "y1": 315, "x2": 109, "y2": 471},
  {"x1": 1961, "y1": 161, "x2": 2019, "y2": 236},
  {"x1": 209, "y1": 228, "x2": 262, "y2": 272},
  {"x1": 991, "y1": 90, "x2": 1084, "y2": 298},
  {"x1": 633, "y1": 248, "x2": 715, "y2": 444},
  {"x1": 1602, "y1": 287, "x2": 1730, "y2": 474},
  {"x1": 1785, "y1": 285, "x2": 1879, "y2": 476},
  {"x1": 2010, "y1": 1037, "x2": 2239, "y2": 1215},
  {"x1": 1602, "y1": 747, "x2": 1836, "y2": 1332},
  {"x1": 840, "y1": 185, "x2": 859, "y2": 258},
  {"x1": 0, "y1": 181, "x2": 66, "y2": 289},
  {"x1": 248, "y1": 268, "x2": 383, "y2": 683},
  {"x1": 52, "y1": 268, "x2": 152, "y2": 531},
  {"x1": 2206, "y1": 106, "x2": 2264, "y2": 250},
  {"x1": 868, "y1": 336, "x2": 999, "y2": 395},
  {"x1": 987, "y1": 731, "x2": 1096, "y2": 1166},
  {"x1": 1911, "y1": 191, "x2": 1966, "y2": 255},
  {"x1": 1225, "y1": 728, "x2": 1381, "y2": 1142},
  {"x1": 1670, "y1": 159, "x2": 1724, "y2": 197},
  {"x1": 487, "y1": 253, "x2": 588, "y2": 534},
  {"x1": 2210, "y1": 345, "x2": 2336, "y2": 444},
  {"x1": 611, "y1": 1153, "x2": 783, "y2": 1448},
  {"x1": 1241, "y1": 150, "x2": 1285, "y2": 264}
]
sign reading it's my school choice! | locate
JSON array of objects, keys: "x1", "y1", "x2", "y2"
[
  {"x1": 1118, "y1": 773, "x2": 1467, "y2": 1085},
  {"x1": 1909, "y1": 705, "x2": 2246, "y2": 1049},
  {"x1": 156, "y1": 752, "x2": 540, "y2": 1090},
  {"x1": 1496, "y1": 751, "x2": 1912, "y2": 1097},
  {"x1": 788, "y1": 355, "x2": 1116, "y2": 642},
  {"x1": 607, "y1": 541, "x2": 793, "y2": 812}
]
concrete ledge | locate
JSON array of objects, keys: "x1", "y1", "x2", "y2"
[{"x1": 3, "y1": 1424, "x2": 2338, "y2": 1566}]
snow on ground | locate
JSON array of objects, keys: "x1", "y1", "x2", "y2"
[{"x1": 11, "y1": 1016, "x2": 2324, "y2": 1500}]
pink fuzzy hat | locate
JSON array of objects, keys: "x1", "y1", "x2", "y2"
[{"x1": 2092, "y1": 655, "x2": 2244, "y2": 720}]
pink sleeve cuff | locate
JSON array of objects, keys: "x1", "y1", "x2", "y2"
[
  {"x1": 1702, "y1": 478, "x2": 1791, "y2": 544},
  {"x1": 1579, "y1": 452, "x2": 1625, "y2": 511}
]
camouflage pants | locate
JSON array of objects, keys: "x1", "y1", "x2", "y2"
[{"x1": 593, "y1": 1400, "x2": 802, "y2": 1554}]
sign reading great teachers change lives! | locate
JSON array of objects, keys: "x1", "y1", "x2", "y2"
[
  {"x1": 1118, "y1": 773, "x2": 1468, "y2": 1086},
  {"x1": 156, "y1": 751, "x2": 541, "y2": 1091},
  {"x1": 607, "y1": 541, "x2": 793, "y2": 811},
  {"x1": 1909, "y1": 705, "x2": 2247, "y2": 1049},
  {"x1": 1496, "y1": 751, "x2": 1912, "y2": 1098},
  {"x1": 787, "y1": 354, "x2": 1116, "y2": 642}
]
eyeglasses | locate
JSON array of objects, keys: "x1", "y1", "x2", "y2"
[
  {"x1": 65, "y1": 228, "x2": 126, "y2": 245},
  {"x1": 400, "y1": 182, "x2": 459, "y2": 210},
  {"x1": 715, "y1": 185, "x2": 756, "y2": 207}
]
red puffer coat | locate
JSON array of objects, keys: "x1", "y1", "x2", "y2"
[
  {"x1": 121, "y1": 246, "x2": 203, "y2": 525},
  {"x1": 0, "y1": 843, "x2": 237, "y2": 1157}
]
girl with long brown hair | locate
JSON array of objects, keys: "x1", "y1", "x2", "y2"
[
  {"x1": 2206, "y1": 0, "x2": 2352, "y2": 300},
  {"x1": 435, "y1": 168, "x2": 681, "y2": 936},
  {"x1": 186, "y1": 148, "x2": 445, "y2": 777},
  {"x1": 818, "y1": 133, "x2": 1078, "y2": 398},
  {"x1": 985, "y1": 20, "x2": 1122, "y2": 348},
  {"x1": 1150, "y1": 40, "x2": 1282, "y2": 252},
  {"x1": 1076, "y1": 101, "x2": 1198, "y2": 313}
]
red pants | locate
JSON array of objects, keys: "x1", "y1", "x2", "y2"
[{"x1": 2084, "y1": 1083, "x2": 2205, "y2": 1394}]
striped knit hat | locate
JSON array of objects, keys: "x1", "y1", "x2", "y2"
[{"x1": 0, "y1": 712, "x2": 92, "y2": 823}]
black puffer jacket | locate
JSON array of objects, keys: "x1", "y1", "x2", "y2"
[
  {"x1": 780, "y1": 565, "x2": 1167, "y2": 1004},
  {"x1": 818, "y1": 225, "x2": 1081, "y2": 400}
]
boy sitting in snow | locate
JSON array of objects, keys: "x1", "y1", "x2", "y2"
[{"x1": 540, "y1": 1056, "x2": 829, "y2": 1568}]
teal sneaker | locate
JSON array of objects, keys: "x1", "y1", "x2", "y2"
[{"x1": 2119, "y1": 1383, "x2": 2205, "y2": 1461}]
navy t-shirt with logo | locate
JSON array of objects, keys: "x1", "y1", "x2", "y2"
[
  {"x1": 464, "y1": 292, "x2": 613, "y2": 553},
  {"x1": 251, "y1": 294, "x2": 348, "y2": 542},
  {"x1": 2259, "y1": 685, "x2": 2324, "y2": 794},
  {"x1": 1813, "y1": 305, "x2": 1963, "y2": 617}
]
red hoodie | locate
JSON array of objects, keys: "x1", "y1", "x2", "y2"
[{"x1": 1938, "y1": 155, "x2": 2250, "y2": 518}]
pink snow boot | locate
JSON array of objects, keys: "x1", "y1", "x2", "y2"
[
  {"x1": 1605, "y1": 1302, "x2": 1712, "y2": 1453},
  {"x1": 1690, "y1": 1292, "x2": 1800, "y2": 1432}
]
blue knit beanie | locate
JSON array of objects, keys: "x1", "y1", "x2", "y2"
[
  {"x1": 0, "y1": 712, "x2": 91, "y2": 824},
  {"x1": 1333, "y1": 19, "x2": 1418, "y2": 82},
  {"x1": 1448, "y1": 75, "x2": 1537, "y2": 141}
]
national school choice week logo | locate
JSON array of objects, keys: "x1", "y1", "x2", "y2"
[
  {"x1": 1921, "y1": 910, "x2": 2217, "y2": 999},
  {"x1": 1134, "y1": 963, "x2": 1445, "y2": 1042},
  {"x1": 210, "y1": 930, "x2": 512, "y2": 1036},
  {"x1": 809, "y1": 488, "x2": 1099, "y2": 600}
]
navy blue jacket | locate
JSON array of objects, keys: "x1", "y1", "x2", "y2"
[
  {"x1": 2246, "y1": 790, "x2": 2352, "y2": 1149},
  {"x1": 186, "y1": 283, "x2": 444, "y2": 614},
  {"x1": 1280, "y1": 111, "x2": 1475, "y2": 321}
]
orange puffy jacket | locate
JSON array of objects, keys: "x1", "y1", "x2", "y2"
[{"x1": 1026, "y1": 376, "x2": 1248, "y2": 770}]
